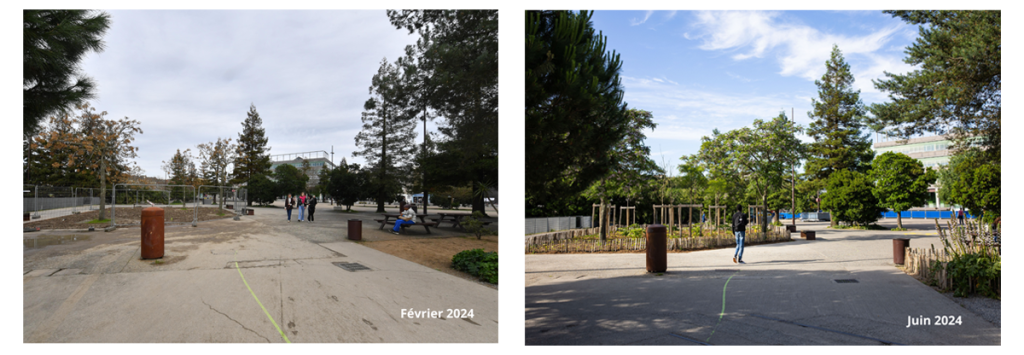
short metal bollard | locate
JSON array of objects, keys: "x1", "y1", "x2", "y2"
[
  {"x1": 893, "y1": 238, "x2": 910, "y2": 265},
  {"x1": 348, "y1": 219, "x2": 362, "y2": 241},
  {"x1": 141, "y1": 207, "x2": 164, "y2": 259},
  {"x1": 646, "y1": 224, "x2": 667, "y2": 273}
]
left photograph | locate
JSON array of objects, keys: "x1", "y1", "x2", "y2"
[{"x1": 23, "y1": 9, "x2": 498, "y2": 343}]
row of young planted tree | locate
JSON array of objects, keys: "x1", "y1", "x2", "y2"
[
  {"x1": 354, "y1": 10, "x2": 498, "y2": 215},
  {"x1": 525, "y1": 10, "x2": 1000, "y2": 240}
]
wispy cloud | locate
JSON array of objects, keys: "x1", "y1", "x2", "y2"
[
  {"x1": 683, "y1": 10, "x2": 914, "y2": 97},
  {"x1": 631, "y1": 10, "x2": 654, "y2": 26}
]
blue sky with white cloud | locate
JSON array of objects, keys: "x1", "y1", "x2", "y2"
[{"x1": 589, "y1": 10, "x2": 920, "y2": 173}]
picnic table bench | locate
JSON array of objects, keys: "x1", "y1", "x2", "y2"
[
  {"x1": 431, "y1": 212, "x2": 492, "y2": 230},
  {"x1": 375, "y1": 213, "x2": 438, "y2": 234}
]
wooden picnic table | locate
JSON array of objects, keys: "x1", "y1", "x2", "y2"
[
  {"x1": 377, "y1": 213, "x2": 434, "y2": 229},
  {"x1": 432, "y1": 212, "x2": 476, "y2": 229}
]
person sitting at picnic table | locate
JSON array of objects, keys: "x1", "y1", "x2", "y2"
[{"x1": 392, "y1": 204, "x2": 416, "y2": 235}]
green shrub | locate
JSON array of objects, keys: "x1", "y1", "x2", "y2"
[{"x1": 452, "y1": 249, "x2": 498, "y2": 284}]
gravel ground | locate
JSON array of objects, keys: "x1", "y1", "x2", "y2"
[{"x1": 937, "y1": 289, "x2": 1001, "y2": 327}]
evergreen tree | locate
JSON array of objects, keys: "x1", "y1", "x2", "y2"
[
  {"x1": 525, "y1": 10, "x2": 630, "y2": 212},
  {"x1": 805, "y1": 45, "x2": 874, "y2": 180},
  {"x1": 274, "y1": 164, "x2": 308, "y2": 197},
  {"x1": 247, "y1": 173, "x2": 277, "y2": 206},
  {"x1": 805, "y1": 45, "x2": 874, "y2": 226},
  {"x1": 389, "y1": 10, "x2": 498, "y2": 216},
  {"x1": 231, "y1": 104, "x2": 272, "y2": 205},
  {"x1": 870, "y1": 11, "x2": 1000, "y2": 162},
  {"x1": 24, "y1": 10, "x2": 111, "y2": 136},
  {"x1": 821, "y1": 170, "x2": 886, "y2": 226},
  {"x1": 162, "y1": 149, "x2": 194, "y2": 202},
  {"x1": 354, "y1": 59, "x2": 418, "y2": 212}
]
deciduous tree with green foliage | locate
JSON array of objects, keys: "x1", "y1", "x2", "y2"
[
  {"x1": 869, "y1": 151, "x2": 936, "y2": 229},
  {"x1": 231, "y1": 104, "x2": 272, "y2": 205},
  {"x1": 23, "y1": 10, "x2": 111, "y2": 136},
  {"x1": 870, "y1": 10, "x2": 1000, "y2": 162},
  {"x1": 937, "y1": 149, "x2": 1000, "y2": 222},
  {"x1": 821, "y1": 170, "x2": 886, "y2": 226},
  {"x1": 707, "y1": 112, "x2": 804, "y2": 238},
  {"x1": 526, "y1": 10, "x2": 630, "y2": 214}
]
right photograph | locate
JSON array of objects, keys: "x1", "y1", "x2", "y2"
[{"x1": 525, "y1": 10, "x2": 1000, "y2": 345}]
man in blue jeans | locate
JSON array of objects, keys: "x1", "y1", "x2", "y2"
[
  {"x1": 731, "y1": 204, "x2": 748, "y2": 264},
  {"x1": 392, "y1": 204, "x2": 416, "y2": 235}
]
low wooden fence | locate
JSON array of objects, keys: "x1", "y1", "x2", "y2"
[
  {"x1": 526, "y1": 225, "x2": 792, "y2": 254},
  {"x1": 901, "y1": 246, "x2": 1001, "y2": 296}
]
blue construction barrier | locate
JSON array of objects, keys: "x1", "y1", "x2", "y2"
[
  {"x1": 879, "y1": 210, "x2": 975, "y2": 219},
  {"x1": 780, "y1": 213, "x2": 802, "y2": 220}
]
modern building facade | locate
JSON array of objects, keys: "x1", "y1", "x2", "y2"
[{"x1": 269, "y1": 151, "x2": 336, "y2": 187}]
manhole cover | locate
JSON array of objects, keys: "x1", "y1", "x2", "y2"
[
  {"x1": 833, "y1": 279, "x2": 859, "y2": 283},
  {"x1": 333, "y1": 262, "x2": 371, "y2": 272}
]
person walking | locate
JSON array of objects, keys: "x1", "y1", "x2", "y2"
[
  {"x1": 285, "y1": 193, "x2": 294, "y2": 222},
  {"x1": 958, "y1": 207, "x2": 965, "y2": 226},
  {"x1": 308, "y1": 194, "x2": 318, "y2": 222},
  {"x1": 298, "y1": 192, "x2": 307, "y2": 222},
  {"x1": 392, "y1": 204, "x2": 416, "y2": 235},
  {"x1": 732, "y1": 204, "x2": 749, "y2": 264}
]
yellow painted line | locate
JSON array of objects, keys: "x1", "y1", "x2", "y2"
[
  {"x1": 235, "y1": 260, "x2": 291, "y2": 343},
  {"x1": 706, "y1": 271, "x2": 739, "y2": 343}
]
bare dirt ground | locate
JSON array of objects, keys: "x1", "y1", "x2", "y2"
[
  {"x1": 23, "y1": 207, "x2": 234, "y2": 230},
  {"x1": 361, "y1": 235, "x2": 498, "y2": 288}
]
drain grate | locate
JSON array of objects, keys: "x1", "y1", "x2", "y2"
[
  {"x1": 333, "y1": 262, "x2": 371, "y2": 272},
  {"x1": 833, "y1": 279, "x2": 859, "y2": 283}
]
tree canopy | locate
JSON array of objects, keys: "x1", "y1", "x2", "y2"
[
  {"x1": 24, "y1": 10, "x2": 111, "y2": 136},
  {"x1": 231, "y1": 104, "x2": 272, "y2": 205},
  {"x1": 869, "y1": 151, "x2": 936, "y2": 229},
  {"x1": 821, "y1": 170, "x2": 885, "y2": 226},
  {"x1": 805, "y1": 45, "x2": 874, "y2": 181},
  {"x1": 869, "y1": 10, "x2": 1000, "y2": 162},
  {"x1": 526, "y1": 10, "x2": 630, "y2": 210}
]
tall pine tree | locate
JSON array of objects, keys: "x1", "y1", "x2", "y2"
[
  {"x1": 804, "y1": 45, "x2": 874, "y2": 226},
  {"x1": 24, "y1": 10, "x2": 111, "y2": 136},
  {"x1": 525, "y1": 10, "x2": 630, "y2": 213},
  {"x1": 354, "y1": 59, "x2": 418, "y2": 213},
  {"x1": 231, "y1": 104, "x2": 272, "y2": 206},
  {"x1": 869, "y1": 11, "x2": 1000, "y2": 162}
]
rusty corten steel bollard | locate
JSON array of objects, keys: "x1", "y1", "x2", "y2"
[
  {"x1": 646, "y1": 224, "x2": 667, "y2": 273},
  {"x1": 141, "y1": 207, "x2": 165, "y2": 259},
  {"x1": 893, "y1": 238, "x2": 910, "y2": 265},
  {"x1": 348, "y1": 219, "x2": 362, "y2": 241}
]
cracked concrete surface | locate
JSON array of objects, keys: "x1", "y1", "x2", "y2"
[{"x1": 24, "y1": 204, "x2": 497, "y2": 343}]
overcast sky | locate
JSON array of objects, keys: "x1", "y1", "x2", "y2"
[
  {"x1": 77, "y1": 10, "x2": 430, "y2": 178},
  {"x1": 590, "y1": 10, "x2": 919, "y2": 173}
]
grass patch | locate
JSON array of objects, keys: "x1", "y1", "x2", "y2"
[
  {"x1": 452, "y1": 249, "x2": 498, "y2": 284},
  {"x1": 152, "y1": 259, "x2": 164, "y2": 265},
  {"x1": 891, "y1": 227, "x2": 910, "y2": 231},
  {"x1": 86, "y1": 218, "x2": 111, "y2": 224}
]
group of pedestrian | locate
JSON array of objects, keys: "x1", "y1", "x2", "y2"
[{"x1": 284, "y1": 192, "x2": 318, "y2": 222}]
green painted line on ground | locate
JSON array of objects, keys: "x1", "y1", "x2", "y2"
[
  {"x1": 236, "y1": 259, "x2": 291, "y2": 343},
  {"x1": 706, "y1": 271, "x2": 739, "y2": 343}
]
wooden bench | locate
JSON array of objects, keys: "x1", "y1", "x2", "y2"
[
  {"x1": 431, "y1": 218, "x2": 492, "y2": 229},
  {"x1": 375, "y1": 219, "x2": 439, "y2": 234}
]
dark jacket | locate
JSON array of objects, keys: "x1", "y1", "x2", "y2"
[
  {"x1": 285, "y1": 197, "x2": 294, "y2": 211},
  {"x1": 731, "y1": 211, "x2": 748, "y2": 232},
  {"x1": 309, "y1": 196, "x2": 318, "y2": 208}
]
